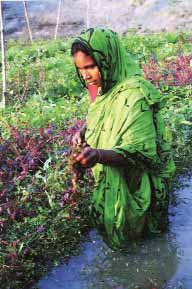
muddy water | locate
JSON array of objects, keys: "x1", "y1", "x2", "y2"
[{"x1": 38, "y1": 174, "x2": 192, "y2": 289}]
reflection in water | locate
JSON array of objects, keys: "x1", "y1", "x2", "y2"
[
  {"x1": 39, "y1": 175, "x2": 192, "y2": 289},
  {"x1": 166, "y1": 175, "x2": 192, "y2": 289}
]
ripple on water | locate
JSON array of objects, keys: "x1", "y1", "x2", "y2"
[{"x1": 39, "y1": 174, "x2": 192, "y2": 289}]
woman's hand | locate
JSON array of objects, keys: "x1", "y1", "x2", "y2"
[
  {"x1": 74, "y1": 147, "x2": 99, "y2": 168},
  {"x1": 73, "y1": 147, "x2": 127, "y2": 168}
]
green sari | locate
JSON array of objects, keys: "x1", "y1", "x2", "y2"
[{"x1": 73, "y1": 28, "x2": 175, "y2": 248}]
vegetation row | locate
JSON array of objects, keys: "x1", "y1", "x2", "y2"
[{"x1": 0, "y1": 32, "x2": 192, "y2": 288}]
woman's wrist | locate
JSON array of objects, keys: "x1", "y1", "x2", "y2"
[
  {"x1": 95, "y1": 149, "x2": 127, "y2": 167},
  {"x1": 96, "y1": 149, "x2": 102, "y2": 163}
]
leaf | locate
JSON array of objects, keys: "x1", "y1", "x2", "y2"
[
  {"x1": 35, "y1": 170, "x2": 47, "y2": 183},
  {"x1": 18, "y1": 242, "x2": 24, "y2": 254},
  {"x1": 43, "y1": 157, "x2": 52, "y2": 171},
  {"x1": 45, "y1": 190, "x2": 55, "y2": 209},
  {"x1": 180, "y1": 120, "x2": 192, "y2": 126}
]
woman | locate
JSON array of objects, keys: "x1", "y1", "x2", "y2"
[{"x1": 71, "y1": 28, "x2": 175, "y2": 248}]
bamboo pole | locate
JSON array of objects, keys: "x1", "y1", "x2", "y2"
[
  {"x1": 54, "y1": 0, "x2": 62, "y2": 40},
  {"x1": 0, "y1": 0, "x2": 6, "y2": 109},
  {"x1": 23, "y1": 0, "x2": 33, "y2": 44},
  {"x1": 86, "y1": 0, "x2": 90, "y2": 28}
]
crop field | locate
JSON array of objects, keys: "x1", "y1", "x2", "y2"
[{"x1": 0, "y1": 32, "x2": 192, "y2": 288}]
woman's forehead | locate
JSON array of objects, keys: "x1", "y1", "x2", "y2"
[{"x1": 73, "y1": 51, "x2": 95, "y2": 67}]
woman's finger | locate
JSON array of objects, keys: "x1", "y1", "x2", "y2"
[
  {"x1": 75, "y1": 152, "x2": 84, "y2": 162},
  {"x1": 80, "y1": 150, "x2": 98, "y2": 167},
  {"x1": 75, "y1": 148, "x2": 90, "y2": 162}
]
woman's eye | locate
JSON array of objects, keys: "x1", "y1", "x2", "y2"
[
  {"x1": 88, "y1": 64, "x2": 96, "y2": 69},
  {"x1": 79, "y1": 65, "x2": 96, "y2": 71}
]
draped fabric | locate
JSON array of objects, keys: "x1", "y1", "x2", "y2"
[{"x1": 72, "y1": 28, "x2": 175, "y2": 248}]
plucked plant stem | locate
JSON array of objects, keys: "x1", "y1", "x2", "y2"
[
  {"x1": 23, "y1": 0, "x2": 33, "y2": 44},
  {"x1": 86, "y1": 0, "x2": 90, "y2": 28},
  {"x1": 54, "y1": 0, "x2": 62, "y2": 40}
]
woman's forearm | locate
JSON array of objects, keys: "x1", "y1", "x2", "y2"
[
  {"x1": 97, "y1": 149, "x2": 127, "y2": 167},
  {"x1": 74, "y1": 147, "x2": 128, "y2": 168}
]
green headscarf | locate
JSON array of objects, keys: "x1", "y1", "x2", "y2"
[
  {"x1": 72, "y1": 27, "x2": 141, "y2": 93},
  {"x1": 72, "y1": 28, "x2": 175, "y2": 248}
]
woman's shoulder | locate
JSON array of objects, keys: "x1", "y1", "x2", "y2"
[
  {"x1": 117, "y1": 76, "x2": 162, "y2": 107},
  {"x1": 118, "y1": 76, "x2": 158, "y2": 94}
]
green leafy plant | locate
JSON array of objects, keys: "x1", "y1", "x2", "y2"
[{"x1": 1, "y1": 32, "x2": 192, "y2": 288}]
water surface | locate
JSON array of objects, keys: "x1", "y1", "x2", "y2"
[{"x1": 39, "y1": 174, "x2": 192, "y2": 289}]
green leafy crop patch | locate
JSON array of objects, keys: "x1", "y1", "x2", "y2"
[{"x1": 0, "y1": 32, "x2": 192, "y2": 288}]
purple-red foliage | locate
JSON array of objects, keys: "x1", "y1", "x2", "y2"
[
  {"x1": 0, "y1": 119, "x2": 93, "y2": 288},
  {"x1": 0, "y1": 120, "x2": 85, "y2": 227},
  {"x1": 0, "y1": 125, "x2": 55, "y2": 228},
  {"x1": 143, "y1": 54, "x2": 192, "y2": 87},
  {"x1": 62, "y1": 119, "x2": 84, "y2": 145}
]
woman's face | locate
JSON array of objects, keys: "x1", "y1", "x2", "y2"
[{"x1": 73, "y1": 51, "x2": 102, "y2": 88}]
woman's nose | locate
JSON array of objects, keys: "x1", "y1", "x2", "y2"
[{"x1": 81, "y1": 70, "x2": 90, "y2": 80}]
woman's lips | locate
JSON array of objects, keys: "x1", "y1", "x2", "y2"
[{"x1": 88, "y1": 81, "x2": 97, "y2": 85}]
